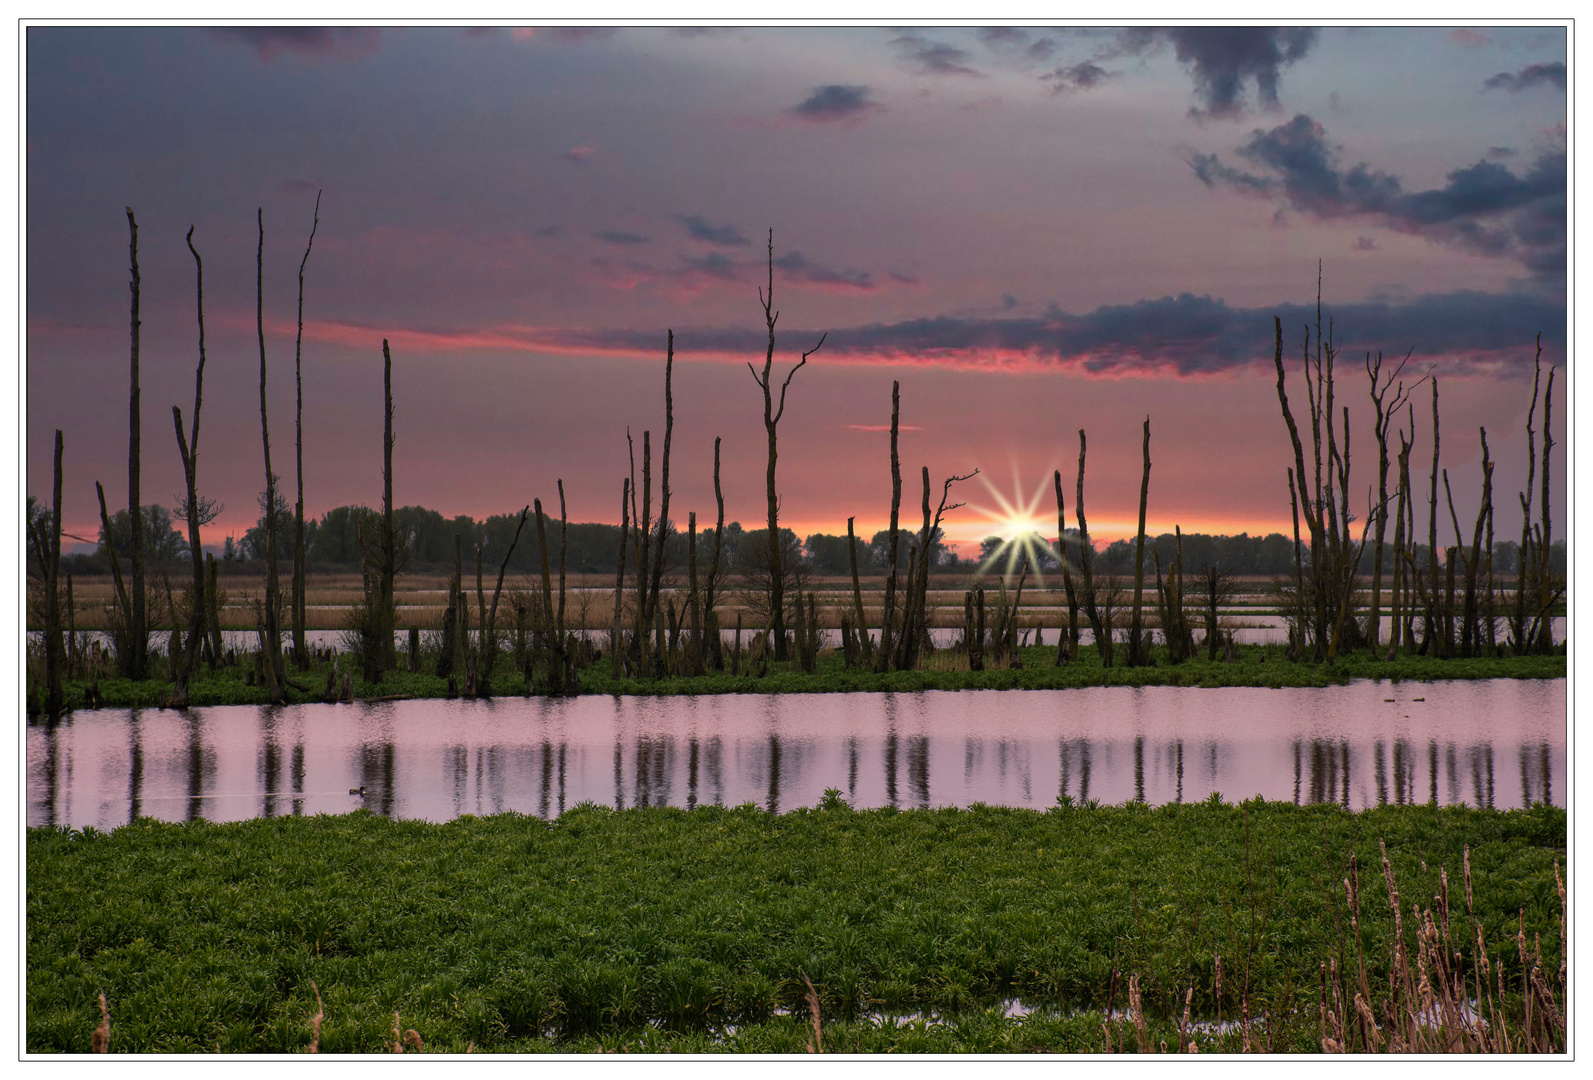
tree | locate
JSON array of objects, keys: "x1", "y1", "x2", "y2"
[
  {"x1": 747, "y1": 229, "x2": 825, "y2": 661},
  {"x1": 98, "y1": 504, "x2": 189, "y2": 565},
  {"x1": 241, "y1": 490, "x2": 293, "y2": 562},
  {"x1": 733, "y1": 527, "x2": 808, "y2": 628}
]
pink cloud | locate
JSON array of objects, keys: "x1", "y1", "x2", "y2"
[{"x1": 1448, "y1": 29, "x2": 1489, "y2": 47}]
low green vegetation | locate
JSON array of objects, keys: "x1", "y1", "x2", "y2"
[
  {"x1": 38, "y1": 640, "x2": 1566, "y2": 711},
  {"x1": 28, "y1": 799, "x2": 1564, "y2": 1053}
]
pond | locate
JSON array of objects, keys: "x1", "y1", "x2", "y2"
[{"x1": 28, "y1": 679, "x2": 1563, "y2": 831}]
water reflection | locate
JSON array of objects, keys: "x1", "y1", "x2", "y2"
[{"x1": 26, "y1": 680, "x2": 1565, "y2": 831}]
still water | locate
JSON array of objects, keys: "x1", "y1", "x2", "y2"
[{"x1": 27, "y1": 680, "x2": 1563, "y2": 831}]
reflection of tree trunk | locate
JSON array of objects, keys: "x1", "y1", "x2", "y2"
[
  {"x1": 126, "y1": 209, "x2": 147, "y2": 681},
  {"x1": 1129, "y1": 416, "x2": 1151, "y2": 666}
]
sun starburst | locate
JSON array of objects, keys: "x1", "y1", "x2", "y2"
[{"x1": 968, "y1": 465, "x2": 1058, "y2": 583}]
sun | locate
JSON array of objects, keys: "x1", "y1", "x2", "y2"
[{"x1": 968, "y1": 465, "x2": 1057, "y2": 583}]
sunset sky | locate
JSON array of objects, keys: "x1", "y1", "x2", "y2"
[{"x1": 24, "y1": 23, "x2": 1568, "y2": 557}]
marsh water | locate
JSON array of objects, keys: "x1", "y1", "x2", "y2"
[{"x1": 28, "y1": 679, "x2": 1563, "y2": 831}]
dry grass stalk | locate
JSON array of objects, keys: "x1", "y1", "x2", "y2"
[
  {"x1": 1129, "y1": 974, "x2": 1149, "y2": 1052},
  {"x1": 307, "y1": 981, "x2": 323, "y2": 1053},
  {"x1": 91, "y1": 991, "x2": 110, "y2": 1053},
  {"x1": 802, "y1": 971, "x2": 823, "y2": 1053},
  {"x1": 391, "y1": 1012, "x2": 423, "y2": 1053}
]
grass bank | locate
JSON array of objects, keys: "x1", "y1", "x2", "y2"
[
  {"x1": 42, "y1": 641, "x2": 1566, "y2": 711},
  {"x1": 27, "y1": 800, "x2": 1565, "y2": 1053}
]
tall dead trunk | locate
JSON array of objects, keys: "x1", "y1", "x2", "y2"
[
  {"x1": 688, "y1": 511, "x2": 703, "y2": 676},
  {"x1": 612, "y1": 477, "x2": 630, "y2": 679},
  {"x1": 1535, "y1": 364, "x2": 1556, "y2": 653},
  {"x1": 535, "y1": 498, "x2": 563, "y2": 694},
  {"x1": 647, "y1": 335, "x2": 674, "y2": 662},
  {"x1": 749, "y1": 229, "x2": 824, "y2": 662},
  {"x1": 1074, "y1": 430, "x2": 1109, "y2": 667},
  {"x1": 1054, "y1": 470, "x2": 1079, "y2": 664},
  {"x1": 847, "y1": 516, "x2": 872, "y2": 667},
  {"x1": 1128, "y1": 416, "x2": 1151, "y2": 665},
  {"x1": 558, "y1": 479, "x2": 569, "y2": 647},
  {"x1": 1365, "y1": 349, "x2": 1418, "y2": 651},
  {"x1": 876, "y1": 381, "x2": 902, "y2": 672},
  {"x1": 895, "y1": 467, "x2": 933, "y2": 671},
  {"x1": 1273, "y1": 316, "x2": 1324, "y2": 660},
  {"x1": 1287, "y1": 469, "x2": 1306, "y2": 655},
  {"x1": 482, "y1": 506, "x2": 530, "y2": 684},
  {"x1": 171, "y1": 227, "x2": 210, "y2": 695},
  {"x1": 380, "y1": 339, "x2": 397, "y2": 673},
  {"x1": 37, "y1": 431, "x2": 65, "y2": 714},
  {"x1": 125, "y1": 208, "x2": 147, "y2": 680},
  {"x1": 291, "y1": 191, "x2": 321, "y2": 671},
  {"x1": 633, "y1": 430, "x2": 652, "y2": 671},
  {"x1": 704, "y1": 437, "x2": 726, "y2": 671},
  {"x1": 1426, "y1": 379, "x2": 1442, "y2": 657},
  {"x1": 256, "y1": 209, "x2": 283, "y2": 702},
  {"x1": 1386, "y1": 428, "x2": 1411, "y2": 660}
]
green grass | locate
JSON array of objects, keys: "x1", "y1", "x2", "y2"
[
  {"x1": 27, "y1": 799, "x2": 1564, "y2": 1053},
  {"x1": 46, "y1": 640, "x2": 1566, "y2": 711}
]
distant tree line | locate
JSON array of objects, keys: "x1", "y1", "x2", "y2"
[{"x1": 32, "y1": 495, "x2": 1563, "y2": 583}]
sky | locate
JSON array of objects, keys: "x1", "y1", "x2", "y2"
[{"x1": 23, "y1": 23, "x2": 1569, "y2": 558}]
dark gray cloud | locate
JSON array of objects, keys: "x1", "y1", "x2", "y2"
[
  {"x1": 977, "y1": 27, "x2": 1027, "y2": 49},
  {"x1": 1483, "y1": 61, "x2": 1566, "y2": 92},
  {"x1": 546, "y1": 289, "x2": 1563, "y2": 376},
  {"x1": 1116, "y1": 27, "x2": 1317, "y2": 118},
  {"x1": 208, "y1": 27, "x2": 380, "y2": 63},
  {"x1": 536, "y1": 27, "x2": 620, "y2": 45},
  {"x1": 594, "y1": 230, "x2": 648, "y2": 246},
  {"x1": 676, "y1": 214, "x2": 750, "y2": 247},
  {"x1": 1190, "y1": 114, "x2": 1565, "y2": 278},
  {"x1": 1043, "y1": 62, "x2": 1111, "y2": 94},
  {"x1": 771, "y1": 250, "x2": 874, "y2": 290},
  {"x1": 679, "y1": 251, "x2": 740, "y2": 282},
  {"x1": 790, "y1": 84, "x2": 878, "y2": 123},
  {"x1": 891, "y1": 33, "x2": 982, "y2": 76}
]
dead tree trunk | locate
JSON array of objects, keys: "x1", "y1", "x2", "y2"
[
  {"x1": 481, "y1": 506, "x2": 530, "y2": 687},
  {"x1": 1075, "y1": 430, "x2": 1109, "y2": 667},
  {"x1": 748, "y1": 229, "x2": 825, "y2": 662},
  {"x1": 125, "y1": 208, "x2": 148, "y2": 680},
  {"x1": 1128, "y1": 416, "x2": 1151, "y2": 665},
  {"x1": 704, "y1": 437, "x2": 727, "y2": 670},
  {"x1": 35, "y1": 431, "x2": 65, "y2": 714},
  {"x1": 1054, "y1": 470, "x2": 1079, "y2": 665},
  {"x1": 256, "y1": 209, "x2": 283, "y2": 702},
  {"x1": 1365, "y1": 348, "x2": 1418, "y2": 652},
  {"x1": 612, "y1": 477, "x2": 630, "y2": 679},
  {"x1": 291, "y1": 191, "x2": 321, "y2": 671},
  {"x1": 1425, "y1": 379, "x2": 1443, "y2": 657},
  {"x1": 535, "y1": 498, "x2": 565, "y2": 694},
  {"x1": 847, "y1": 515, "x2": 872, "y2": 668},
  {"x1": 380, "y1": 339, "x2": 398, "y2": 674},
  {"x1": 1535, "y1": 363, "x2": 1556, "y2": 653},
  {"x1": 632, "y1": 429, "x2": 652, "y2": 672},
  {"x1": 645, "y1": 333, "x2": 675, "y2": 665},
  {"x1": 688, "y1": 512, "x2": 703, "y2": 676},
  {"x1": 876, "y1": 381, "x2": 903, "y2": 672},
  {"x1": 1386, "y1": 427, "x2": 1411, "y2": 660},
  {"x1": 172, "y1": 226, "x2": 210, "y2": 697}
]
